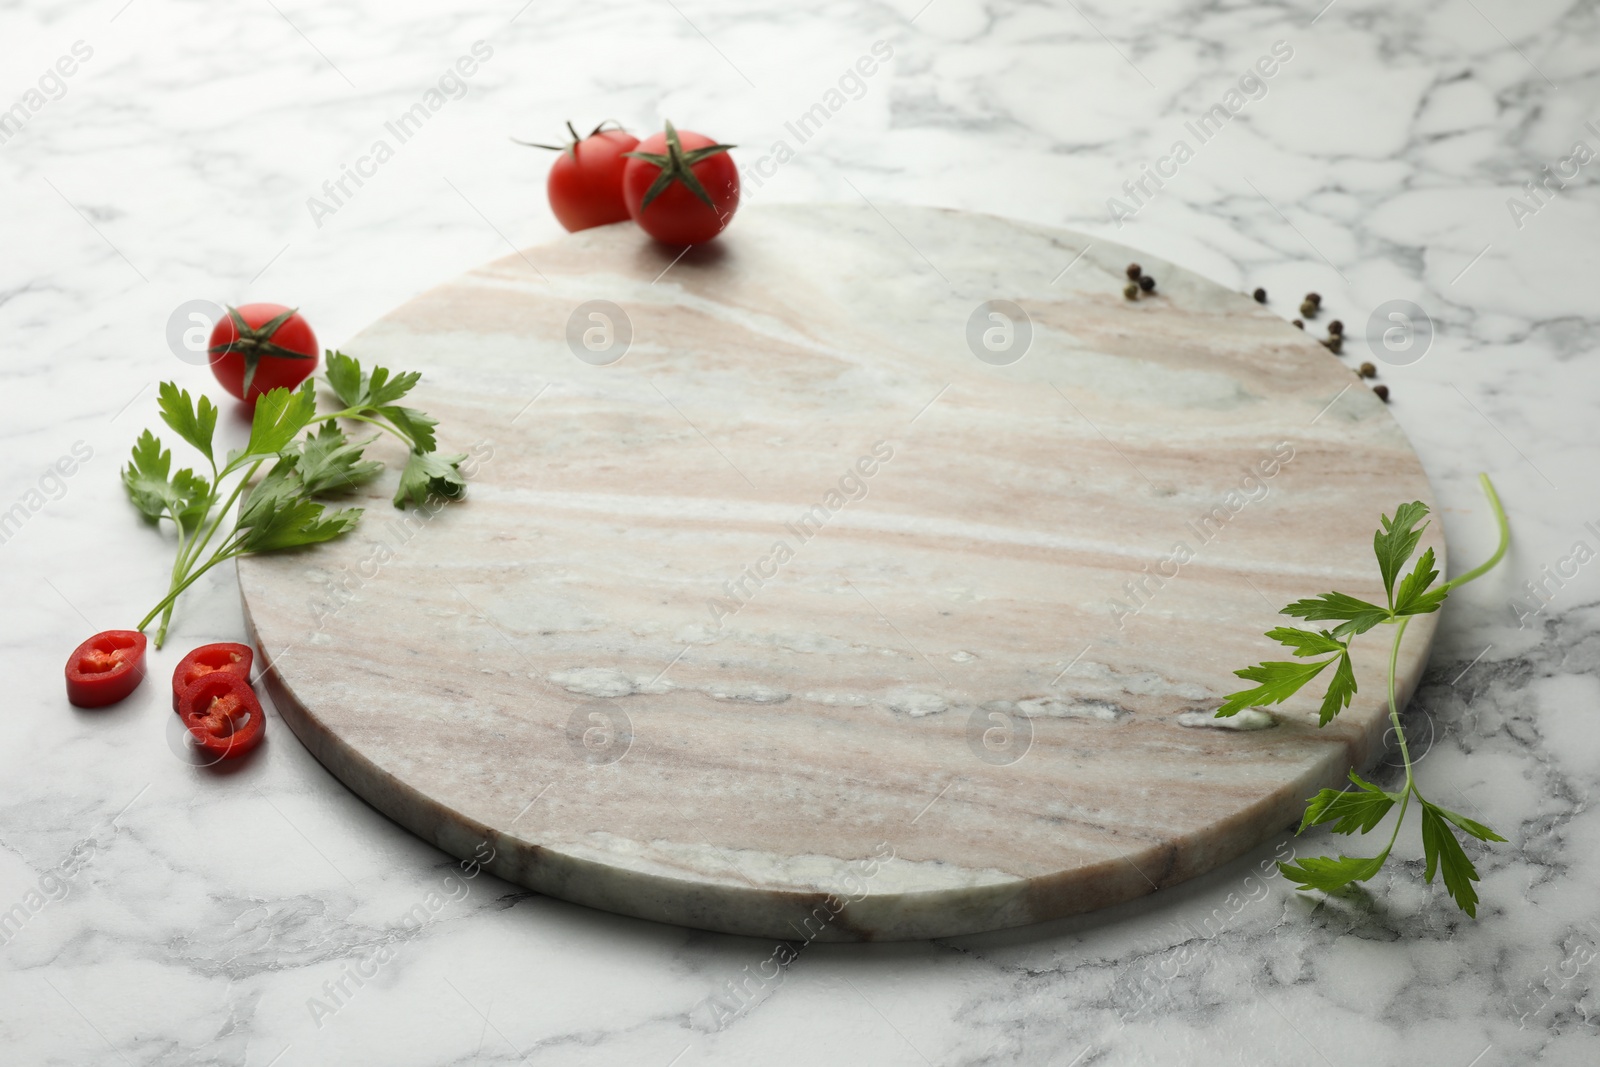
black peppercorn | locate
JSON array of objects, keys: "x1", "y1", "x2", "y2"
[
  {"x1": 1300, "y1": 298, "x2": 1318, "y2": 318},
  {"x1": 1373, "y1": 384, "x2": 1389, "y2": 401},
  {"x1": 1253, "y1": 287, "x2": 1267, "y2": 303},
  {"x1": 1123, "y1": 282, "x2": 1140, "y2": 300},
  {"x1": 1322, "y1": 337, "x2": 1343, "y2": 353},
  {"x1": 1139, "y1": 275, "x2": 1156, "y2": 293},
  {"x1": 1126, "y1": 263, "x2": 1142, "y2": 280},
  {"x1": 1292, "y1": 319, "x2": 1304, "y2": 329},
  {"x1": 1359, "y1": 362, "x2": 1376, "y2": 378},
  {"x1": 1305, "y1": 292, "x2": 1321, "y2": 307},
  {"x1": 1328, "y1": 319, "x2": 1343, "y2": 336}
]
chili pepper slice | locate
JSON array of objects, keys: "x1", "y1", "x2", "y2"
[
  {"x1": 171, "y1": 642, "x2": 254, "y2": 712},
  {"x1": 64, "y1": 630, "x2": 148, "y2": 708},
  {"x1": 177, "y1": 672, "x2": 265, "y2": 759}
]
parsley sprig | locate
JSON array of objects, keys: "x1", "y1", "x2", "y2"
[
  {"x1": 1217, "y1": 474, "x2": 1510, "y2": 916},
  {"x1": 125, "y1": 353, "x2": 468, "y2": 647}
]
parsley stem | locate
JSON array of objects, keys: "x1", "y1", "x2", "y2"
[
  {"x1": 1386, "y1": 615, "x2": 1415, "y2": 794},
  {"x1": 138, "y1": 460, "x2": 263, "y2": 648},
  {"x1": 1442, "y1": 473, "x2": 1510, "y2": 593},
  {"x1": 181, "y1": 461, "x2": 261, "y2": 578},
  {"x1": 136, "y1": 547, "x2": 240, "y2": 637},
  {"x1": 314, "y1": 409, "x2": 413, "y2": 449}
]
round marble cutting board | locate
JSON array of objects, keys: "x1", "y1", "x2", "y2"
[{"x1": 238, "y1": 204, "x2": 1441, "y2": 941}]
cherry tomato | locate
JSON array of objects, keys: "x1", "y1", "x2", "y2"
[
  {"x1": 208, "y1": 304, "x2": 318, "y2": 403},
  {"x1": 65, "y1": 630, "x2": 148, "y2": 708},
  {"x1": 177, "y1": 672, "x2": 264, "y2": 760},
  {"x1": 518, "y1": 121, "x2": 640, "y2": 232},
  {"x1": 622, "y1": 121, "x2": 739, "y2": 245},
  {"x1": 171, "y1": 642, "x2": 254, "y2": 712}
]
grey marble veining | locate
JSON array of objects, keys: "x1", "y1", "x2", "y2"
[{"x1": 2, "y1": 0, "x2": 1598, "y2": 1064}]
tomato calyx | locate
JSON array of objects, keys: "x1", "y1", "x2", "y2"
[
  {"x1": 514, "y1": 119, "x2": 629, "y2": 162},
  {"x1": 209, "y1": 305, "x2": 313, "y2": 395},
  {"x1": 623, "y1": 120, "x2": 736, "y2": 210}
]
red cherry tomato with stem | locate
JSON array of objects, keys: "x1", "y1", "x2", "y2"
[
  {"x1": 622, "y1": 121, "x2": 739, "y2": 245},
  {"x1": 517, "y1": 121, "x2": 640, "y2": 232},
  {"x1": 171, "y1": 642, "x2": 254, "y2": 712},
  {"x1": 177, "y1": 672, "x2": 264, "y2": 760},
  {"x1": 208, "y1": 304, "x2": 318, "y2": 403},
  {"x1": 65, "y1": 630, "x2": 149, "y2": 708}
]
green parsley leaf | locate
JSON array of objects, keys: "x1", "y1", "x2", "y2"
[
  {"x1": 394, "y1": 450, "x2": 467, "y2": 508},
  {"x1": 169, "y1": 468, "x2": 212, "y2": 537},
  {"x1": 1374, "y1": 501, "x2": 1430, "y2": 604},
  {"x1": 1429, "y1": 803, "x2": 1506, "y2": 843},
  {"x1": 1281, "y1": 591, "x2": 1390, "y2": 638},
  {"x1": 365, "y1": 365, "x2": 422, "y2": 407},
  {"x1": 1266, "y1": 626, "x2": 1346, "y2": 657},
  {"x1": 1217, "y1": 656, "x2": 1335, "y2": 717},
  {"x1": 292, "y1": 424, "x2": 382, "y2": 496},
  {"x1": 323, "y1": 350, "x2": 421, "y2": 409},
  {"x1": 236, "y1": 460, "x2": 362, "y2": 552},
  {"x1": 237, "y1": 381, "x2": 317, "y2": 463},
  {"x1": 1298, "y1": 770, "x2": 1396, "y2": 835},
  {"x1": 156, "y1": 382, "x2": 218, "y2": 462},
  {"x1": 378, "y1": 405, "x2": 438, "y2": 452},
  {"x1": 236, "y1": 457, "x2": 305, "y2": 529},
  {"x1": 1318, "y1": 650, "x2": 1357, "y2": 725},
  {"x1": 123, "y1": 431, "x2": 210, "y2": 534},
  {"x1": 1419, "y1": 801, "x2": 1485, "y2": 917},
  {"x1": 1394, "y1": 546, "x2": 1447, "y2": 617},
  {"x1": 1278, "y1": 851, "x2": 1389, "y2": 893},
  {"x1": 237, "y1": 497, "x2": 363, "y2": 553},
  {"x1": 324, "y1": 350, "x2": 365, "y2": 409},
  {"x1": 123, "y1": 431, "x2": 176, "y2": 522}
]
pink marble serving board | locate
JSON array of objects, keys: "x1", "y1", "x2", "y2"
[{"x1": 238, "y1": 204, "x2": 1439, "y2": 941}]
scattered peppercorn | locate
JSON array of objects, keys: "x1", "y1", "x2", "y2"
[
  {"x1": 1305, "y1": 292, "x2": 1321, "y2": 307},
  {"x1": 1300, "y1": 298, "x2": 1318, "y2": 318},
  {"x1": 1359, "y1": 361, "x2": 1376, "y2": 378},
  {"x1": 1139, "y1": 274, "x2": 1156, "y2": 293},
  {"x1": 1321, "y1": 337, "x2": 1343, "y2": 354},
  {"x1": 1328, "y1": 319, "x2": 1343, "y2": 336},
  {"x1": 1126, "y1": 263, "x2": 1142, "y2": 280},
  {"x1": 1123, "y1": 282, "x2": 1140, "y2": 300},
  {"x1": 1253, "y1": 287, "x2": 1267, "y2": 303},
  {"x1": 1292, "y1": 319, "x2": 1304, "y2": 329},
  {"x1": 1373, "y1": 384, "x2": 1390, "y2": 402}
]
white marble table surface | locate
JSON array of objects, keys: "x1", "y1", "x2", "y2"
[{"x1": 2, "y1": 1, "x2": 1597, "y2": 1064}]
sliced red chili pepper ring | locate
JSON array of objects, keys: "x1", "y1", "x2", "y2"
[
  {"x1": 171, "y1": 642, "x2": 254, "y2": 712},
  {"x1": 177, "y1": 672, "x2": 265, "y2": 760},
  {"x1": 65, "y1": 630, "x2": 149, "y2": 708}
]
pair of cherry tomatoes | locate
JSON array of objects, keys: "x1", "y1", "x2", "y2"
[{"x1": 521, "y1": 120, "x2": 739, "y2": 245}]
